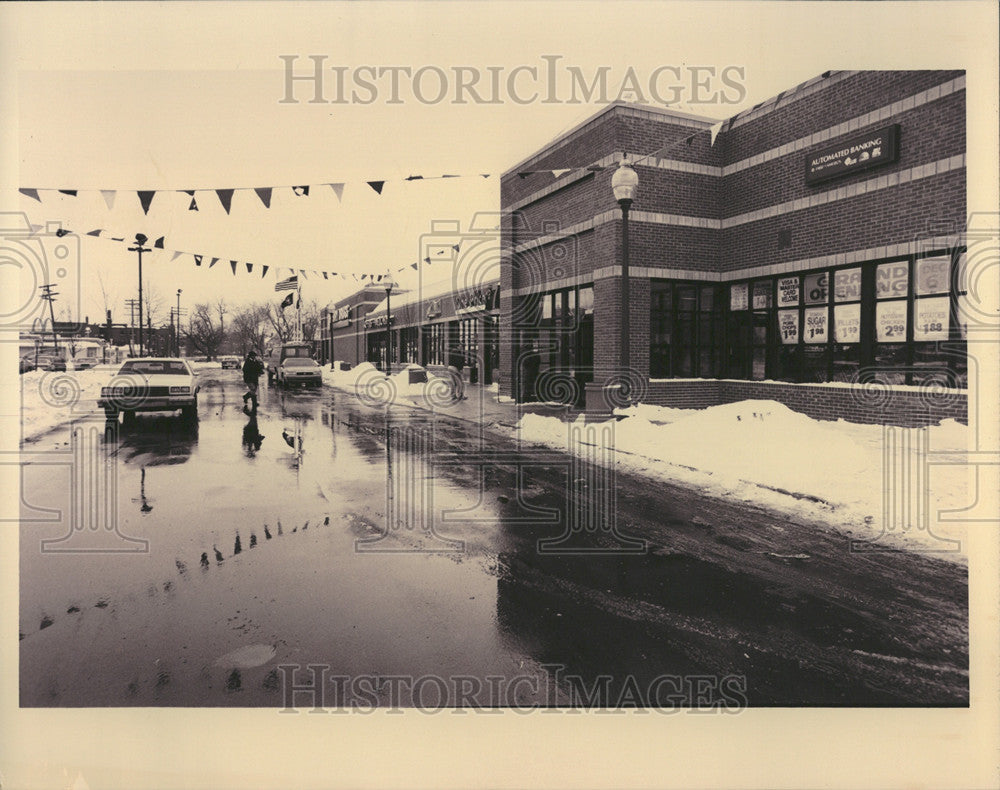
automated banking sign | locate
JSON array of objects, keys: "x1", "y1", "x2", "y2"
[{"x1": 805, "y1": 124, "x2": 900, "y2": 185}]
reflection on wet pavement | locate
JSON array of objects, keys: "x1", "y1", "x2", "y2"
[{"x1": 19, "y1": 370, "x2": 968, "y2": 707}]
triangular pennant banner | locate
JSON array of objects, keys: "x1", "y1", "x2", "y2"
[
  {"x1": 111, "y1": 237, "x2": 124, "y2": 242},
  {"x1": 209, "y1": 257, "x2": 219, "y2": 268},
  {"x1": 19, "y1": 188, "x2": 41, "y2": 202},
  {"x1": 481, "y1": 174, "x2": 491, "y2": 178},
  {"x1": 423, "y1": 257, "x2": 430, "y2": 264},
  {"x1": 96, "y1": 190, "x2": 114, "y2": 209},
  {"x1": 405, "y1": 175, "x2": 424, "y2": 181},
  {"x1": 188, "y1": 197, "x2": 199, "y2": 211},
  {"x1": 292, "y1": 185, "x2": 309, "y2": 197},
  {"x1": 86, "y1": 229, "x2": 103, "y2": 237},
  {"x1": 216, "y1": 189, "x2": 234, "y2": 214},
  {"x1": 551, "y1": 169, "x2": 572, "y2": 178},
  {"x1": 194, "y1": 255, "x2": 203, "y2": 267},
  {"x1": 254, "y1": 187, "x2": 272, "y2": 208},
  {"x1": 230, "y1": 260, "x2": 238, "y2": 275},
  {"x1": 153, "y1": 236, "x2": 165, "y2": 249},
  {"x1": 329, "y1": 183, "x2": 344, "y2": 202},
  {"x1": 58, "y1": 190, "x2": 78, "y2": 197},
  {"x1": 299, "y1": 270, "x2": 308, "y2": 279},
  {"x1": 261, "y1": 265, "x2": 269, "y2": 278},
  {"x1": 138, "y1": 191, "x2": 156, "y2": 215},
  {"x1": 410, "y1": 262, "x2": 418, "y2": 270},
  {"x1": 710, "y1": 121, "x2": 725, "y2": 147},
  {"x1": 322, "y1": 272, "x2": 328, "y2": 280},
  {"x1": 441, "y1": 174, "x2": 459, "y2": 179},
  {"x1": 170, "y1": 251, "x2": 183, "y2": 262},
  {"x1": 246, "y1": 263, "x2": 253, "y2": 274},
  {"x1": 367, "y1": 181, "x2": 385, "y2": 195}
]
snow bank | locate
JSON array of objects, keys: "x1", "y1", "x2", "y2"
[
  {"x1": 20, "y1": 365, "x2": 115, "y2": 442},
  {"x1": 322, "y1": 362, "x2": 453, "y2": 406},
  {"x1": 518, "y1": 399, "x2": 969, "y2": 559}
]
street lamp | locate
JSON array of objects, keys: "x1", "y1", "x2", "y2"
[
  {"x1": 128, "y1": 234, "x2": 150, "y2": 356},
  {"x1": 611, "y1": 156, "x2": 638, "y2": 396},
  {"x1": 383, "y1": 273, "x2": 396, "y2": 375}
]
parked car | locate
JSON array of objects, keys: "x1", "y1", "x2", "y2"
[
  {"x1": 72, "y1": 358, "x2": 98, "y2": 370},
  {"x1": 98, "y1": 357, "x2": 200, "y2": 422},
  {"x1": 221, "y1": 356, "x2": 242, "y2": 370},
  {"x1": 265, "y1": 342, "x2": 313, "y2": 382},
  {"x1": 35, "y1": 355, "x2": 66, "y2": 372},
  {"x1": 20, "y1": 356, "x2": 36, "y2": 374},
  {"x1": 276, "y1": 356, "x2": 322, "y2": 386}
]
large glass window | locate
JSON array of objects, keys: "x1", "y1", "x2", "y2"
[{"x1": 650, "y1": 281, "x2": 724, "y2": 379}]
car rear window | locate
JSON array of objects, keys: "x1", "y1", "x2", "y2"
[
  {"x1": 283, "y1": 358, "x2": 318, "y2": 367},
  {"x1": 119, "y1": 360, "x2": 190, "y2": 375},
  {"x1": 283, "y1": 346, "x2": 312, "y2": 358}
]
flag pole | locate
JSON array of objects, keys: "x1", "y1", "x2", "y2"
[{"x1": 296, "y1": 277, "x2": 302, "y2": 342}]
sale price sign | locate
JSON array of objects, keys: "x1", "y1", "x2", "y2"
[{"x1": 803, "y1": 307, "x2": 828, "y2": 343}]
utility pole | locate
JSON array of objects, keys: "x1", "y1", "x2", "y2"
[
  {"x1": 38, "y1": 284, "x2": 60, "y2": 355},
  {"x1": 124, "y1": 298, "x2": 139, "y2": 357},
  {"x1": 128, "y1": 234, "x2": 150, "y2": 356}
]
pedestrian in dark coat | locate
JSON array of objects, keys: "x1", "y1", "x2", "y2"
[
  {"x1": 447, "y1": 344, "x2": 467, "y2": 401},
  {"x1": 242, "y1": 350, "x2": 264, "y2": 410}
]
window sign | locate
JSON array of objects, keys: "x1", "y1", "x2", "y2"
[
  {"x1": 876, "y1": 261, "x2": 909, "y2": 299},
  {"x1": 913, "y1": 296, "x2": 950, "y2": 341},
  {"x1": 803, "y1": 307, "x2": 828, "y2": 343},
  {"x1": 957, "y1": 291, "x2": 969, "y2": 339},
  {"x1": 777, "y1": 277, "x2": 799, "y2": 306},
  {"x1": 834, "y1": 303, "x2": 861, "y2": 343},
  {"x1": 803, "y1": 272, "x2": 828, "y2": 304},
  {"x1": 915, "y1": 256, "x2": 950, "y2": 295},
  {"x1": 730, "y1": 283, "x2": 748, "y2": 311},
  {"x1": 834, "y1": 267, "x2": 862, "y2": 302},
  {"x1": 778, "y1": 309, "x2": 799, "y2": 344},
  {"x1": 876, "y1": 300, "x2": 908, "y2": 341},
  {"x1": 752, "y1": 281, "x2": 772, "y2": 310}
]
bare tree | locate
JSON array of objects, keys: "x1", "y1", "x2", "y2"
[
  {"x1": 187, "y1": 302, "x2": 225, "y2": 360},
  {"x1": 143, "y1": 285, "x2": 166, "y2": 329},
  {"x1": 94, "y1": 270, "x2": 119, "y2": 325},
  {"x1": 230, "y1": 304, "x2": 270, "y2": 356},
  {"x1": 264, "y1": 302, "x2": 293, "y2": 344},
  {"x1": 300, "y1": 299, "x2": 322, "y2": 343}
]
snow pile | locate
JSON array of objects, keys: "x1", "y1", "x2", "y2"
[
  {"x1": 518, "y1": 399, "x2": 969, "y2": 558},
  {"x1": 322, "y1": 362, "x2": 453, "y2": 405},
  {"x1": 188, "y1": 360, "x2": 222, "y2": 371},
  {"x1": 20, "y1": 365, "x2": 116, "y2": 442}
]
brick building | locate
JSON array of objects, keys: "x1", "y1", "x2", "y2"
[{"x1": 500, "y1": 70, "x2": 968, "y2": 426}]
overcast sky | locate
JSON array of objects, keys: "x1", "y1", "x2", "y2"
[{"x1": 5, "y1": 2, "x2": 997, "y2": 327}]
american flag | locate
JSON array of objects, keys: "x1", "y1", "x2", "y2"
[{"x1": 274, "y1": 275, "x2": 298, "y2": 292}]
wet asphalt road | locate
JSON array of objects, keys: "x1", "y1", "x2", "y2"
[{"x1": 19, "y1": 369, "x2": 968, "y2": 707}]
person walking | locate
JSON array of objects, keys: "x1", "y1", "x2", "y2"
[
  {"x1": 242, "y1": 350, "x2": 264, "y2": 411},
  {"x1": 447, "y1": 343, "x2": 467, "y2": 402}
]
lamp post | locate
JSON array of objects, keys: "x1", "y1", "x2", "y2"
[
  {"x1": 383, "y1": 273, "x2": 396, "y2": 375},
  {"x1": 611, "y1": 157, "x2": 638, "y2": 397},
  {"x1": 176, "y1": 289, "x2": 182, "y2": 355},
  {"x1": 128, "y1": 234, "x2": 150, "y2": 356}
]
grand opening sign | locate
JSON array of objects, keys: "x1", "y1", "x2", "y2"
[{"x1": 805, "y1": 124, "x2": 900, "y2": 185}]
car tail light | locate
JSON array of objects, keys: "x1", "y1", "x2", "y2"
[{"x1": 169, "y1": 386, "x2": 191, "y2": 394}]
